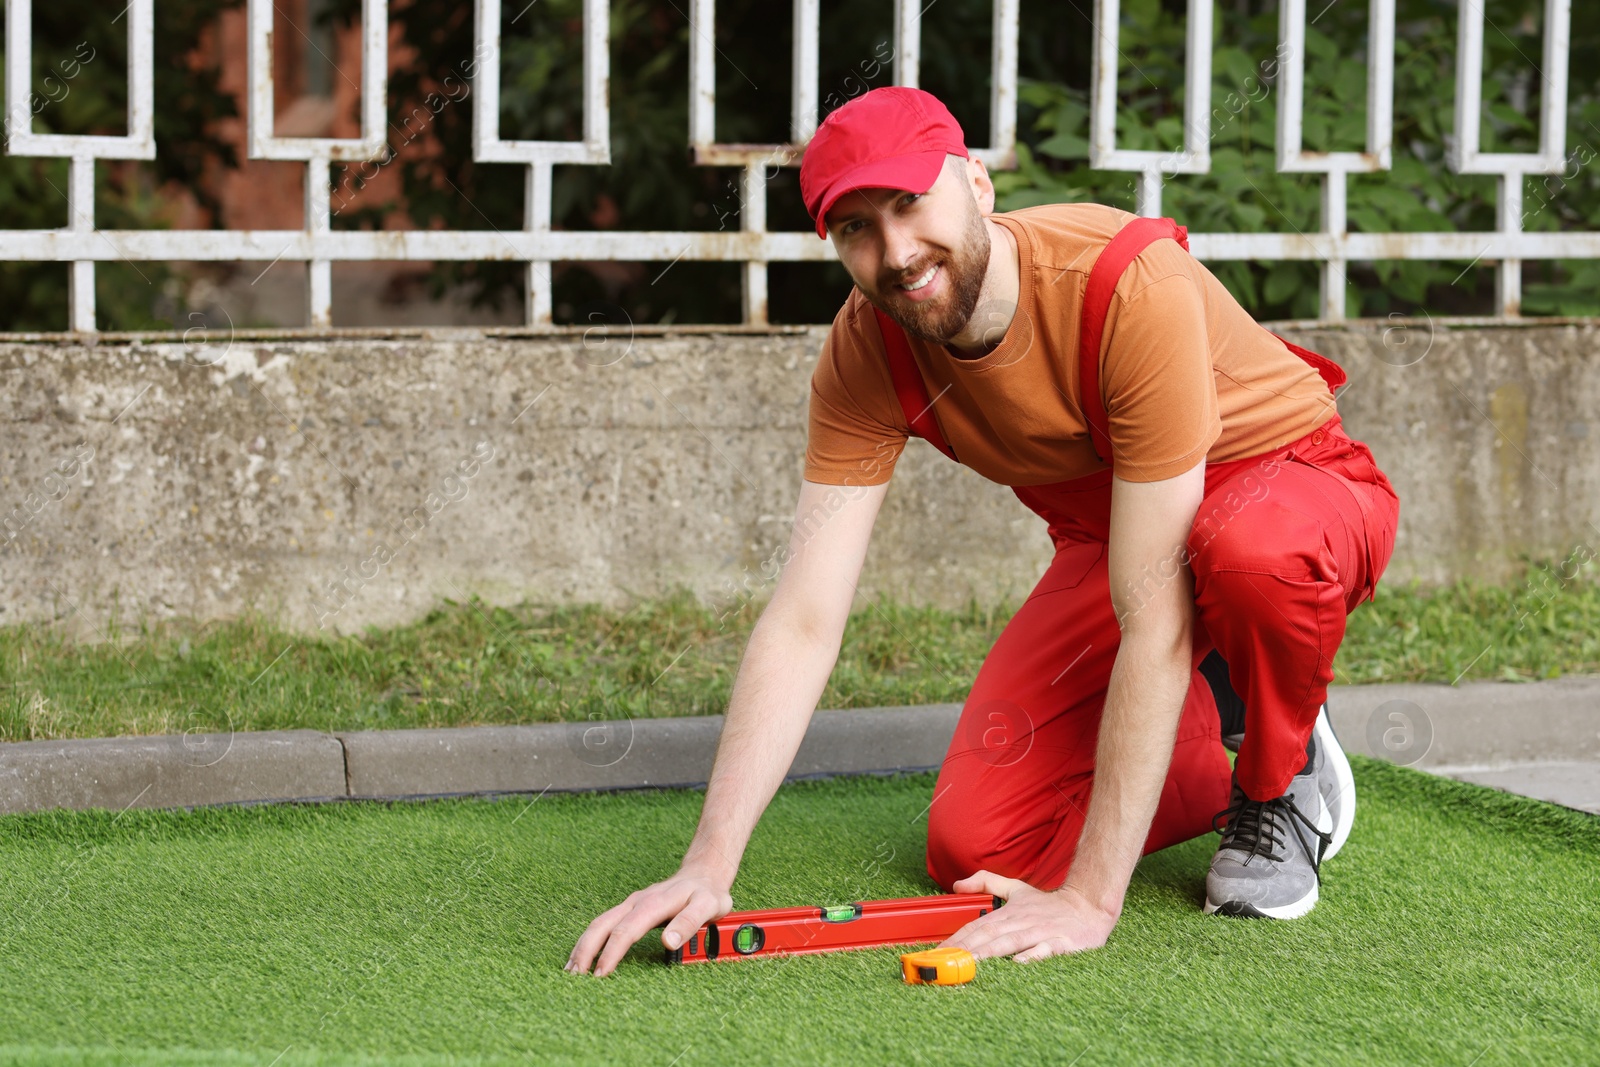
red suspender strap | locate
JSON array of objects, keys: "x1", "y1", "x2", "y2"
[
  {"x1": 872, "y1": 214, "x2": 1345, "y2": 475},
  {"x1": 1273, "y1": 332, "x2": 1348, "y2": 395},
  {"x1": 1077, "y1": 216, "x2": 1190, "y2": 467},
  {"x1": 872, "y1": 306, "x2": 958, "y2": 462}
]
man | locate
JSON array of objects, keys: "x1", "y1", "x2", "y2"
[{"x1": 567, "y1": 87, "x2": 1400, "y2": 976}]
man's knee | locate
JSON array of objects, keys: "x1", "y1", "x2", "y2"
[
  {"x1": 924, "y1": 768, "x2": 1026, "y2": 889},
  {"x1": 924, "y1": 778, "x2": 1060, "y2": 890},
  {"x1": 925, "y1": 804, "x2": 992, "y2": 891},
  {"x1": 921, "y1": 790, "x2": 979, "y2": 889}
]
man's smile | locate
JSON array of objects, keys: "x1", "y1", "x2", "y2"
[{"x1": 894, "y1": 263, "x2": 944, "y2": 303}]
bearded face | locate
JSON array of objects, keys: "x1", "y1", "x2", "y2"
[{"x1": 857, "y1": 189, "x2": 991, "y2": 346}]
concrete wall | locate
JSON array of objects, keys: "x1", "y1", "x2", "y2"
[{"x1": 2, "y1": 320, "x2": 1597, "y2": 637}]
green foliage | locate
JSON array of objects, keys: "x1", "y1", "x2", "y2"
[
  {"x1": 996, "y1": 0, "x2": 1600, "y2": 320},
  {"x1": 0, "y1": 0, "x2": 240, "y2": 331},
  {"x1": 4, "y1": 0, "x2": 1600, "y2": 325},
  {"x1": 336, "y1": 0, "x2": 1062, "y2": 324}
]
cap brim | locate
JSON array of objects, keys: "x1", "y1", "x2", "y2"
[{"x1": 813, "y1": 149, "x2": 950, "y2": 239}]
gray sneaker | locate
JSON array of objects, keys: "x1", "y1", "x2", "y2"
[
  {"x1": 1205, "y1": 744, "x2": 1334, "y2": 920},
  {"x1": 1217, "y1": 702, "x2": 1356, "y2": 851},
  {"x1": 1313, "y1": 703, "x2": 1357, "y2": 860}
]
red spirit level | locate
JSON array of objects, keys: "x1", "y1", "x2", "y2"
[{"x1": 664, "y1": 892, "x2": 1002, "y2": 964}]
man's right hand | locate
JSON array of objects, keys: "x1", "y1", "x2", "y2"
[{"x1": 565, "y1": 867, "x2": 734, "y2": 977}]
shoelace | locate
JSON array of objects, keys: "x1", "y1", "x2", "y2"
[{"x1": 1211, "y1": 785, "x2": 1332, "y2": 869}]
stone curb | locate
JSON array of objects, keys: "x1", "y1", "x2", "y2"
[
  {"x1": 0, "y1": 730, "x2": 347, "y2": 815},
  {"x1": 336, "y1": 703, "x2": 965, "y2": 799},
  {"x1": 1, "y1": 677, "x2": 1596, "y2": 815}
]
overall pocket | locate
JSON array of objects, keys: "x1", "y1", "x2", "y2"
[
  {"x1": 1286, "y1": 425, "x2": 1399, "y2": 605},
  {"x1": 1024, "y1": 542, "x2": 1106, "y2": 603}
]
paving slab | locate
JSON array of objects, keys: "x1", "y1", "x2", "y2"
[
  {"x1": 0, "y1": 730, "x2": 347, "y2": 815},
  {"x1": 1427, "y1": 761, "x2": 1600, "y2": 815},
  {"x1": 1324, "y1": 675, "x2": 1600, "y2": 766}
]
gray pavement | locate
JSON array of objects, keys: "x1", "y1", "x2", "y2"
[
  {"x1": 1321, "y1": 674, "x2": 1600, "y2": 816},
  {"x1": 1426, "y1": 761, "x2": 1600, "y2": 815}
]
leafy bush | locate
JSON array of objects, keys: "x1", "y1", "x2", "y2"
[
  {"x1": 993, "y1": 0, "x2": 1600, "y2": 319},
  {"x1": 0, "y1": 0, "x2": 238, "y2": 331},
  {"x1": 3, "y1": 0, "x2": 1599, "y2": 327}
]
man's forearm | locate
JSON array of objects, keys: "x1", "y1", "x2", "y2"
[
  {"x1": 1059, "y1": 628, "x2": 1194, "y2": 917},
  {"x1": 680, "y1": 610, "x2": 842, "y2": 885}
]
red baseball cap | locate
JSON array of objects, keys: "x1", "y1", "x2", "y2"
[{"x1": 799, "y1": 86, "x2": 969, "y2": 239}]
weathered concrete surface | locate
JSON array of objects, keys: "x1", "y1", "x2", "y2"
[
  {"x1": 1, "y1": 321, "x2": 1597, "y2": 637},
  {"x1": 1295, "y1": 320, "x2": 1600, "y2": 590},
  {"x1": 0, "y1": 729, "x2": 346, "y2": 814}
]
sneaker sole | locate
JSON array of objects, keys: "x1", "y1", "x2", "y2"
[
  {"x1": 1316, "y1": 705, "x2": 1357, "y2": 861},
  {"x1": 1203, "y1": 883, "x2": 1319, "y2": 920}
]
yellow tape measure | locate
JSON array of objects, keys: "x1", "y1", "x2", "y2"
[{"x1": 900, "y1": 947, "x2": 976, "y2": 986}]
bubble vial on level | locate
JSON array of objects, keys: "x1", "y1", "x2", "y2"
[{"x1": 733, "y1": 923, "x2": 765, "y2": 954}]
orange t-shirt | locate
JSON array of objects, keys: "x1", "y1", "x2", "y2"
[{"x1": 803, "y1": 202, "x2": 1339, "y2": 487}]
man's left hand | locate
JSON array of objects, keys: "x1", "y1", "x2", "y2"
[{"x1": 940, "y1": 871, "x2": 1119, "y2": 963}]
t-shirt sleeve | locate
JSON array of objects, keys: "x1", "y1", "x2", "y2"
[
  {"x1": 802, "y1": 312, "x2": 909, "y2": 487},
  {"x1": 1098, "y1": 269, "x2": 1222, "y2": 482}
]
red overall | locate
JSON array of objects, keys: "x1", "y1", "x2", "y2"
[{"x1": 872, "y1": 218, "x2": 1402, "y2": 892}]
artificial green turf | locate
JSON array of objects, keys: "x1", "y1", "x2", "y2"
[{"x1": 1, "y1": 759, "x2": 1596, "y2": 1066}]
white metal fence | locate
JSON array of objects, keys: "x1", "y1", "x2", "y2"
[{"x1": 0, "y1": 0, "x2": 1583, "y2": 332}]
